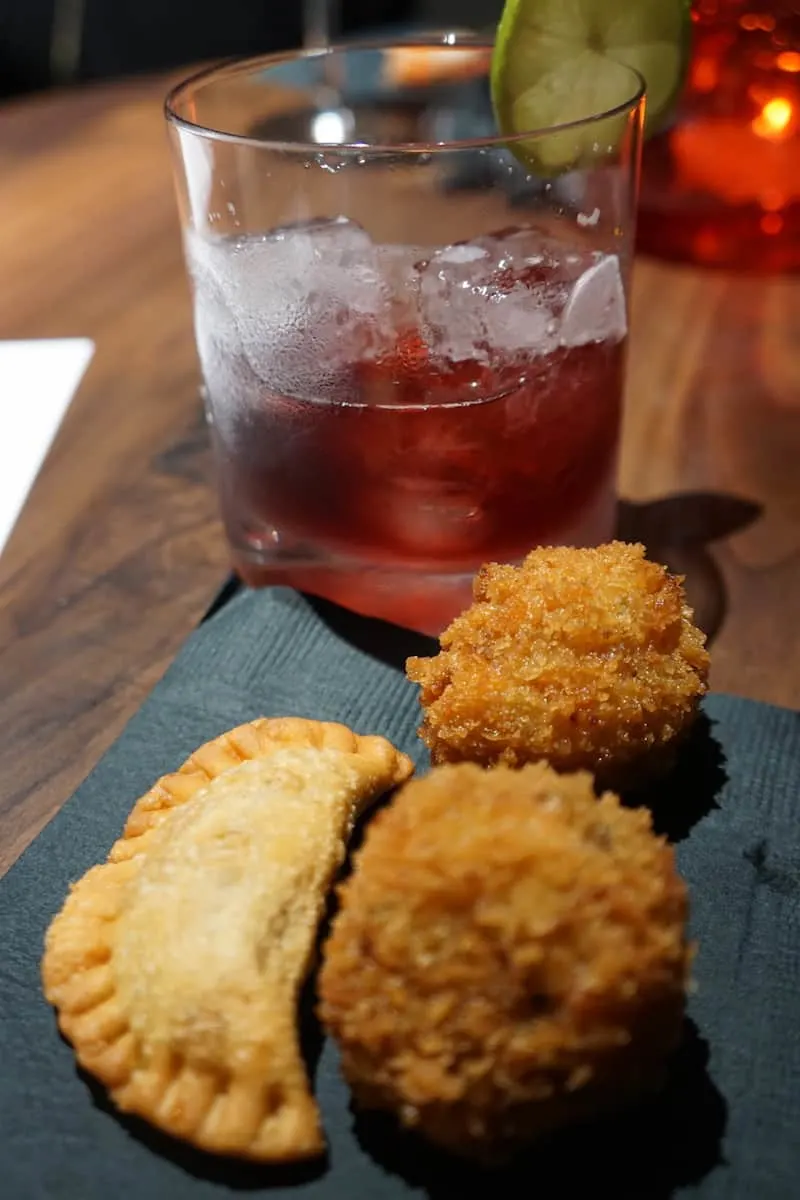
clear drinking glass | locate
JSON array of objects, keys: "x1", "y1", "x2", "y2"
[{"x1": 166, "y1": 40, "x2": 644, "y2": 634}]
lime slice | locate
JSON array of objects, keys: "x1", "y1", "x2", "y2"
[{"x1": 491, "y1": 0, "x2": 692, "y2": 173}]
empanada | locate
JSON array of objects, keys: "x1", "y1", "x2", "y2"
[{"x1": 42, "y1": 718, "x2": 412, "y2": 1161}]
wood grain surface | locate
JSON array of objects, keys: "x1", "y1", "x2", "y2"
[{"x1": 1, "y1": 73, "x2": 799, "y2": 876}]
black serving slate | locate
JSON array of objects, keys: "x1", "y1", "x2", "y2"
[{"x1": 1, "y1": 586, "x2": 799, "y2": 1200}]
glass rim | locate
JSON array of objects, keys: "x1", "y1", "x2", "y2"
[{"x1": 164, "y1": 36, "x2": 646, "y2": 155}]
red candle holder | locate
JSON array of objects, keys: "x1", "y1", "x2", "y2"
[{"x1": 637, "y1": 1, "x2": 800, "y2": 271}]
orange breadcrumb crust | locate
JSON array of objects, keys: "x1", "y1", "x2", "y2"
[
  {"x1": 319, "y1": 763, "x2": 691, "y2": 1159},
  {"x1": 406, "y1": 542, "x2": 710, "y2": 789}
]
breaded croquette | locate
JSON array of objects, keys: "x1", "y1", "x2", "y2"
[
  {"x1": 406, "y1": 542, "x2": 710, "y2": 789},
  {"x1": 318, "y1": 763, "x2": 691, "y2": 1160}
]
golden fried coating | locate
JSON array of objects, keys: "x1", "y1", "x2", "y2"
[
  {"x1": 406, "y1": 542, "x2": 710, "y2": 789},
  {"x1": 319, "y1": 763, "x2": 691, "y2": 1159},
  {"x1": 42, "y1": 718, "x2": 412, "y2": 1163}
]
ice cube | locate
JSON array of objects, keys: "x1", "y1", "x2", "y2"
[
  {"x1": 436, "y1": 244, "x2": 489, "y2": 265},
  {"x1": 186, "y1": 218, "x2": 392, "y2": 402},
  {"x1": 375, "y1": 244, "x2": 426, "y2": 331},
  {"x1": 187, "y1": 240, "x2": 264, "y2": 429},
  {"x1": 475, "y1": 226, "x2": 597, "y2": 287},
  {"x1": 559, "y1": 255, "x2": 627, "y2": 347},
  {"x1": 418, "y1": 227, "x2": 592, "y2": 363},
  {"x1": 381, "y1": 478, "x2": 488, "y2": 558}
]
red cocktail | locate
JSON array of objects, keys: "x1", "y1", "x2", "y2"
[
  {"x1": 167, "y1": 41, "x2": 643, "y2": 632},
  {"x1": 192, "y1": 224, "x2": 626, "y2": 632}
]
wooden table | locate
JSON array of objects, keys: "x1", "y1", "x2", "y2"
[{"x1": 1, "y1": 75, "x2": 799, "y2": 877}]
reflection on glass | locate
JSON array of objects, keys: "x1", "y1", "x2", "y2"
[{"x1": 303, "y1": 0, "x2": 336, "y2": 50}]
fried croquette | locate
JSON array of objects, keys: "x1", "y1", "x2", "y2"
[
  {"x1": 406, "y1": 542, "x2": 710, "y2": 789},
  {"x1": 318, "y1": 763, "x2": 691, "y2": 1160}
]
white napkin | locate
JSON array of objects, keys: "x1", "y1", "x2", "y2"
[{"x1": 0, "y1": 338, "x2": 94, "y2": 558}]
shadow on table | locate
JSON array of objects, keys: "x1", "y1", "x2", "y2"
[
  {"x1": 617, "y1": 492, "x2": 762, "y2": 645},
  {"x1": 78, "y1": 1016, "x2": 726, "y2": 1197},
  {"x1": 307, "y1": 595, "x2": 438, "y2": 671},
  {"x1": 354, "y1": 1018, "x2": 727, "y2": 1200},
  {"x1": 624, "y1": 711, "x2": 729, "y2": 843}
]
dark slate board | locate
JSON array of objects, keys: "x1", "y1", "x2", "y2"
[{"x1": 1, "y1": 587, "x2": 799, "y2": 1200}]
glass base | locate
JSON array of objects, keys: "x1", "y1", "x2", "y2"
[{"x1": 229, "y1": 481, "x2": 617, "y2": 636}]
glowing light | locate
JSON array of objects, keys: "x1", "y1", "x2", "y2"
[
  {"x1": 691, "y1": 56, "x2": 718, "y2": 92},
  {"x1": 740, "y1": 12, "x2": 776, "y2": 31},
  {"x1": 777, "y1": 51, "x2": 800, "y2": 73},
  {"x1": 752, "y1": 97, "x2": 794, "y2": 139},
  {"x1": 761, "y1": 188, "x2": 786, "y2": 211},
  {"x1": 761, "y1": 213, "x2": 784, "y2": 235},
  {"x1": 311, "y1": 109, "x2": 350, "y2": 145}
]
